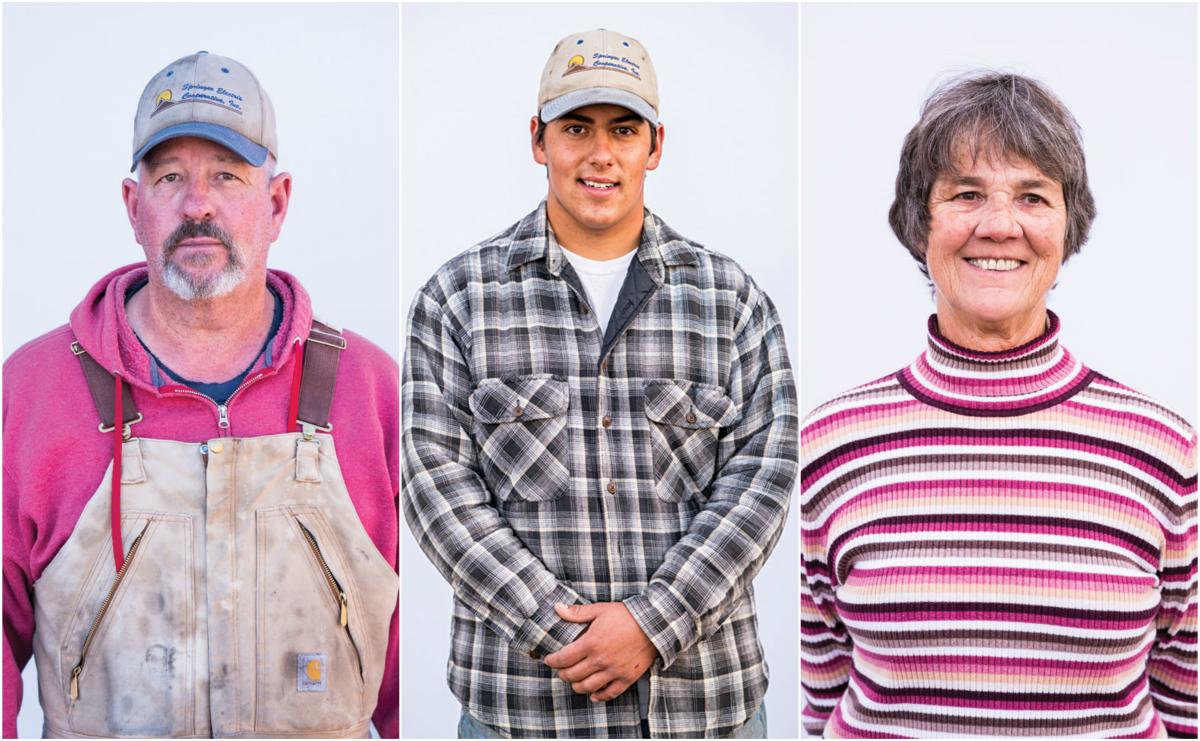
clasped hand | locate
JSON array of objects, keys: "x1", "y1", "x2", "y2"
[{"x1": 543, "y1": 602, "x2": 658, "y2": 702}]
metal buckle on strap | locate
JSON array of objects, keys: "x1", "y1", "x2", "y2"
[
  {"x1": 298, "y1": 419, "x2": 334, "y2": 441},
  {"x1": 307, "y1": 334, "x2": 347, "y2": 350},
  {"x1": 99, "y1": 412, "x2": 144, "y2": 441},
  {"x1": 70, "y1": 341, "x2": 85, "y2": 356}
]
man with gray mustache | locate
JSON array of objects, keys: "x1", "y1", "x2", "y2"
[{"x1": 2, "y1": 51, "x2": 399, "y2": 738}]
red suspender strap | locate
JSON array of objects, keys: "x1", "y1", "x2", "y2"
[
  {"x1": 288, "y1": 339, "x2": 304, "y2": 433},
  {"x1": 71, "y1": 340, "x2": 141, "y2": 572},
  {"x1": 110, "y1": 375, "x2": 124, "y2": 571},
  {"x1": 295, "y1": 321, "x2": 345, "y2": 435}
]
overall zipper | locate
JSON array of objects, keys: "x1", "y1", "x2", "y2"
[
  {"x1": 297, "y1": 520, "x2": 364, "y2": 680},
  {"x1": 69, "y1": 521, "x2": 151, "y2": 700}
]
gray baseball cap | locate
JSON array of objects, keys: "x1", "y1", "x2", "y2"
[
  {"x1": 538, "y1": 30, "x2": 659, "y2": 126},
  {"x1": 131, "y1": 51, "x2": 278, "y2": 171}
]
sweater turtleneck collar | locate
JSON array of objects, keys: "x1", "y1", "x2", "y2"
[{"x1": 896, "y1": 310, "x2": 1096, "y2": 416}]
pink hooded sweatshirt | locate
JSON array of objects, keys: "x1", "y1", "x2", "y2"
[{"x1": 2, "y1": 263, "x2": 399, "y2": 739}]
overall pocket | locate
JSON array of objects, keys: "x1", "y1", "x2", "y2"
[
  {"x1": 469, "y1": 374, "x2": 572, "y2": 503},
  {"x1": 255, "y1": 507, "x2": 366, "y2": 733},
  {"x1": 643, "y1": 379, "x2": 740, "y2": 503},
  {"x1": 62, "y1": 513, "x2": 196, "y2": 737}
]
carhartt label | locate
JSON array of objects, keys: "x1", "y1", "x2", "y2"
[{"x1": 297, "y1": 653, "x2": 327, "y2": 692}]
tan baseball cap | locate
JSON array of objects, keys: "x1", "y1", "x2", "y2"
[
  {"x1": 538, "y1": 29, "x2": 659, "y2": 126},
  {"x1": 131, "y1": 51, "x2": 277, "y2": 172}
]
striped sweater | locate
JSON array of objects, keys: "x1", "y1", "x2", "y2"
[{"x1": 801, "y1": 312, "x2": 1197, "y2": 738}]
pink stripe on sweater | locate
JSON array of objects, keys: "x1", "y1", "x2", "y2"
[
  {"x1": 846, "y1": 564, "x2": 1158, "y2": 587},
  {"x1": 849, "y1": 672, "x2": 1147, "y2": 711},
  {"x1": 854, "y1": 645, "x2": 1152, "y2": 673},
  {"x1": 806, "y1": 478, "x2": 1162, "y2": 541}
]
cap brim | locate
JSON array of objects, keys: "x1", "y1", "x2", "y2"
[
  {"x1": 130, "y1": 122, "x2": 270, "y2": 172},
  {"x1": 540, "y1": 88, "x2": 658, "y2": 127}
]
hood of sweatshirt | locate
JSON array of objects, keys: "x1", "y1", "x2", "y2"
[{"x1": 68, "y1": 262, "x2": 314, "y2": 395}]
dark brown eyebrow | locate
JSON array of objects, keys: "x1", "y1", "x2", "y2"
[
  {"x1": 558, "y1": 112, "x2": 645, "y2": 126},
  {"x1": 1016, "y1": 178, "x2": 1054, "y2": 190},
  {"x1": 941, "y1": 175, "x2": 1055, "y2": 191},
  {"x1": 945, "y1": 175, "x2": 984, "y2": 187}
]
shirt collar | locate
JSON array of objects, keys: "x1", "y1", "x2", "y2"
[
  {"x1": 897, "y1": 309, "x2": 1094, "y2": 415},
  {"x1": 505, "y1": 201, "x2": 700, "y2": 278}
]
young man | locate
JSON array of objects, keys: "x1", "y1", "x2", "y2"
[
  {"x1": 404, "y1": 30, "x2": 797, "y2": 738},
  {"x1": 3, "y1": 52, "x2": 399, "y2": 738}
]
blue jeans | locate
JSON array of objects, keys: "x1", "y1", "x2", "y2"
[{"x1": 457, "y1": 702, "x2": 767, "y2": 738}]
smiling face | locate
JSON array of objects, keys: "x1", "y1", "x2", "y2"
[
  {"x1": 531, "y1": 103, "x2": 663, "y2": 253},
  {"x1": 925, "y1": 152, "x2": 1067, "y2": 348},
  {"x1": 122, "y1": 136, "x2": 290, "y2": 300}
]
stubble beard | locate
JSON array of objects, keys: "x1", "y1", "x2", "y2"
[{"x1": 157, "y1": 219, "x2": 246, "y2": 301}]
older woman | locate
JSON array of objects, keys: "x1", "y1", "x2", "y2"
[{"x1": 801, "y1": 72, "x2": 1197, "y2": 739}]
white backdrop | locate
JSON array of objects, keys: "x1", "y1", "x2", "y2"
[
  {"x1": 3, "y1": 3, "x2": 398, "y2": 738},
  {"x1": 402, "y1": 3, "x2": 799, "y2": 738},
  {"x1": 801, "y1": 2, "x2": 1197, "y2": 424}
]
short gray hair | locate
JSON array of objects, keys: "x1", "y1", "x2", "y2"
[{"x1": 888, "y1": 71, "x2": 1096, "y2": 277}]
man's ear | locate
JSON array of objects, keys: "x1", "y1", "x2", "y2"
[
  {"x1": 121, "y1": 178, "x2": 141, "y2": 234},
  {"x1": 267, "y1": 172, "x2": 293, "y2": 242},
  {"x1": 646, "y1": 123, "x2": 665, "y2": 171},
  {"x1": 531, "y1": 115, "x2": 548, "y2": 165}
]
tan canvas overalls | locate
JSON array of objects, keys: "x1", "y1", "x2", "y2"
[{"x1": 30, "y1": 322, "x2": 398, "y2": 738}]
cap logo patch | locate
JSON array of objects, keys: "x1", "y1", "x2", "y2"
[
  {"x1": 562, "y1": 52, "x2": 641, "y2": 80},
  {"x1": 152, "y1": 82, "x2": 245, "y2": 118}
]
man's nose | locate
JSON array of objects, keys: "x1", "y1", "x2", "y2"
[
  {"x1": 974, "y1": 196, "x2": 1022, "y2": 242},
  {"x1": 181, "y1": 178, "x2": 216, "y2": 221},
  {"x1": 588, "y1": 133, "x2": 615, "y2": 167}
]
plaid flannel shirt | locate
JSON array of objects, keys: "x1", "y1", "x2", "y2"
[{"x1": 402, "y1": 203, "x2": 798, "y2": 738}]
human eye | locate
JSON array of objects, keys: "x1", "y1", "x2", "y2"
[
  {"x1": 1020, "y1": 193, "x2": 1046, "y2": 205},
  {"x1": 216, "y1": 172, "x2": 240, "y2": 182},
  {"x1": 564, "y1": 124, "x2": 587, "y2": 136},
  {"x1": 156, "y1": 172, "x2": 181, "y2": 184},
  {"x1": 614, "y1": 126, "x2": 637, "y2": 137},
  {"x1": 952, "y1": 191, "x2": 981, "y2": 202}
]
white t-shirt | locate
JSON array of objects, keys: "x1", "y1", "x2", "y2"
[{"x1": 557, "y1": 241, "x2": 638, "y2": 337}]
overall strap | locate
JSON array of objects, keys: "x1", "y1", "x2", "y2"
[
  {"x1": 71, "y1": 340, "x2": 141, "y2": 430},
  {"x1": 296, "y1": 320, "x2": 345, "y2": 436},
  {"x1": 71, "y1": 339, "x2": 141, "y2": 573}
]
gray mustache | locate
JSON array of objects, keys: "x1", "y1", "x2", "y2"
[{"x1": 164, "y1": 220, "x2": 234, "y2": 254}]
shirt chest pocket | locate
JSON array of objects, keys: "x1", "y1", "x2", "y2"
[
  {"x1": 643, "y1": 379, "x2": 740, "y2": 503},
  {"x1": 469, "y1": 374, "x2": 572, "y2": 504}
]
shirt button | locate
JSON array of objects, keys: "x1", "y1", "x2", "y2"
[
  {"x1": 686, "y1": 412, "x2": 697, "y2": 424},
  {"x1": 528, "y1": 649, "x2": 542, "y2": 660},
  {"x1": 513, "y1": 405, "x2": 524, "y2": 418},
  {"x1": 601, "y1": 415, "x2": 612, "y2": 428},
  {"x1": 606, "y1": 482, "x2": 617, "y2": 494},
  {"x1": 210, "y1": 442, "x2": 224, "y2": 454},
  {"x1": 581, "y1": 304, "x2": 589, "y2": 315}
]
